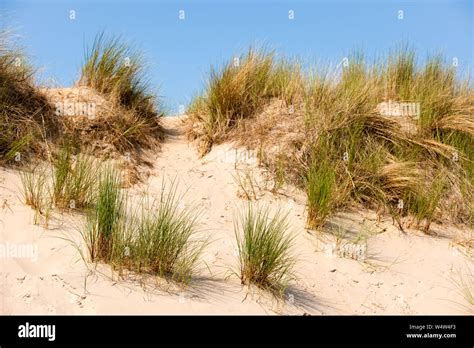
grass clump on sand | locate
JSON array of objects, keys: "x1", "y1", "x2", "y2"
[
  {"x1": 306, "y1": 159, "x2": 336, "y2": 229},
  {"x1": 452, "y1": 268, "x2": 474, "y2": 310},
  {"x1": 1, "y1": 30, "x2": 165, "y2": 173},
  {"x1": 234, "y1": 204, "x2": 296, "y2": 295},
  {"x1": 83, "y1": 174, "x2": 205, "y2": 285},
  {"x1": 19, "y1": 142, "x2": 98, "y2": 213},
  {"x1": 303, "y1": 48, "x2": 473, "y2": 231},
  {"x1": 52, "y1": 144, "x2": 98, "y2": 209},
  {"x1": 84, "y1": 166, "x2": 125, "y2": 262},
  {"x1": 0, "y1": 30, "x2": 57, "y2": 164},
  {"x1": 19, "y1": 166, "x2": 49, "y2": 213},
  {"x1": 78, "y1": 33, "x2": 164, "y2": 153},
  {"x1": 19, "y1": 165, "x2": 54, "y2": 226},
  {"x1": 186, "y1": 47, "x2": 304, "y2": 154},
  {"x1": 120, "y1": 180, "x2": 205, "y2": 284},
  {"x1": 189, "y1": 45, "x2": 473, "y2": 234}
]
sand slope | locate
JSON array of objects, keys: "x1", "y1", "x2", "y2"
[{"x1": 0, "y1": 116, "x2": 472, "y2": 314}]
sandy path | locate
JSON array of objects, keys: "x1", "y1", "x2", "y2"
[{"x1": 0, "y1": 116, "x2": 472, "y2": 314}]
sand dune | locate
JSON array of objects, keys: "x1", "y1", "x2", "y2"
[{"x1": 0, "y1": 116, "x2": 472, "y2": 315}]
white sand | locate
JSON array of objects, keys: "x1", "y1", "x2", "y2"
[{"x1": 0, "y1": 116, "x2": 472, "y2": 314}]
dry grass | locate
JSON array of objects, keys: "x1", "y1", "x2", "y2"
[
  {"x1": 2, "y1": 31, "x2": 166, "y2": 192},
  {"x1": 19, "y1": 165, "x2": 49, "y2": 213},
  {"x1": 187, "y1": 45, "x2": 474, "y2": 234},
  {"x1": 186, "y1": 48, "x2": 304, "y2": 155},
  {"x1": 77, "y1": 33, "x2": 164, "y2": 153},
  {"x1": 0, "y1": 30, "x2": 58, "y2": 164}
]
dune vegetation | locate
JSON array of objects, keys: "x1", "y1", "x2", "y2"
[
  {"x1": 83, "y1": 175, "x2": 206, "y2": 285},
  {"x1": 0, "y1": 30, "x2": 58, "y2": 164},
  {"x1": 1, "y1": 31, "x2": 164, "y2": 167},
  {"x1": 19, "y1": 151, "x2": 207, "y2": 285},
  {"x1": 5, "y1": 30, "x2": 206, "y2": 285},
  {"x1": 186, "y1": 46, "x2": 474, "y2": 233},
  {"x1": 77, "y1": 33, "x2": 164, "y2": 153},
  {"x1": 3, "y1": 29, "x2": 473, "y2": 295},
  {"x1": 234, "y1": 204, "x2": 295, "y2": 294}
]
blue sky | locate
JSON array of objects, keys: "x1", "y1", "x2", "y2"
[{"x1": 1, "y1": 0, "x2": 472, "y2": 113}]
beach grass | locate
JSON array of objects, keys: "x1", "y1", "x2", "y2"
[
  {"x1": 0, "y1": 30, "x2": 57, "y2": 164},
  {"x1": 84, "y1": 165, "x2": 125, "y2": 262},
  {"x1": 188, "y1": 45, "x2": 474, "y2": 233},
  {"x1": 19, "y1": 166, "x2": 48, "y2": 213},
  {"x1": 234, "y1": 204, "x2": 296, "y2": 295},
  {"x1": 79, "y1": 32, "x2": 164, "y2": 152},
  {"x1": 82, "y1": 174, "x2": 205, "y2": 284},
  {"x1": 52, "y1": 144, "x2": 98, "y2": 210}
]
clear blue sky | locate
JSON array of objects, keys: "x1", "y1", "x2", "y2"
[{"x1": 1, "y1": 0, "x2": 472, "y2": 113}]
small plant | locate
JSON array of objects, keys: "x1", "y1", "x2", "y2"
[
  {"x1": 125, "y1": 180, "x2": 205, "y2": 284},
  {"x1": 65, "y1": 154, "x2": 98, "y2": 208},
  {"x1": 452, "y1": 268, "x2": 474, "y2": 310},
  {"x1": 234, "y1": 204, "x2": 296, "y2": 295},
  {"x1": 20, "y1": 166, "x2": 48, "y2": 211},
  {"x1": 272, "y1": 154, "x2": 287, "y2": 192},
  {"x1": 306, "y1": 160, "x2": 336, "y2": 229},
  {"x1": 52, "y1": 145, "x2": 72, "y2": 205},
  {"x1": 84, "y1": 166, "x2": 125, "y2": 262},
  {"x1": 404, "y1": 173, "x2": 446, "y2": 233},
  {"x1": 82, "y1": 175, "x2": 204, "y2": 285},
  {"x1": 233, "y1": 168, "x2": 259, "y2": 200},
  {"x1": 19, "y1": 166, "x2": 51, "y2": 225},
  {"x1": 52, "y1": 145, "x2": 98, "y2": 210}
]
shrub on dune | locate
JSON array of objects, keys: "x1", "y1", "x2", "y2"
[
  {"x1": 304, "y1": 49, "x2": 472, "y2": 230},
  {"x1": 81, "y1": 33, "x2": 159, "y2": 118},
  {"x1": 203, "y1": 48, "x2": 274, "y2": 143}
]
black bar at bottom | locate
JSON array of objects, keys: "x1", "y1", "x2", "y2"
[{"x1": 0, "y1": 315, "x2": 472, "y2": 347}]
